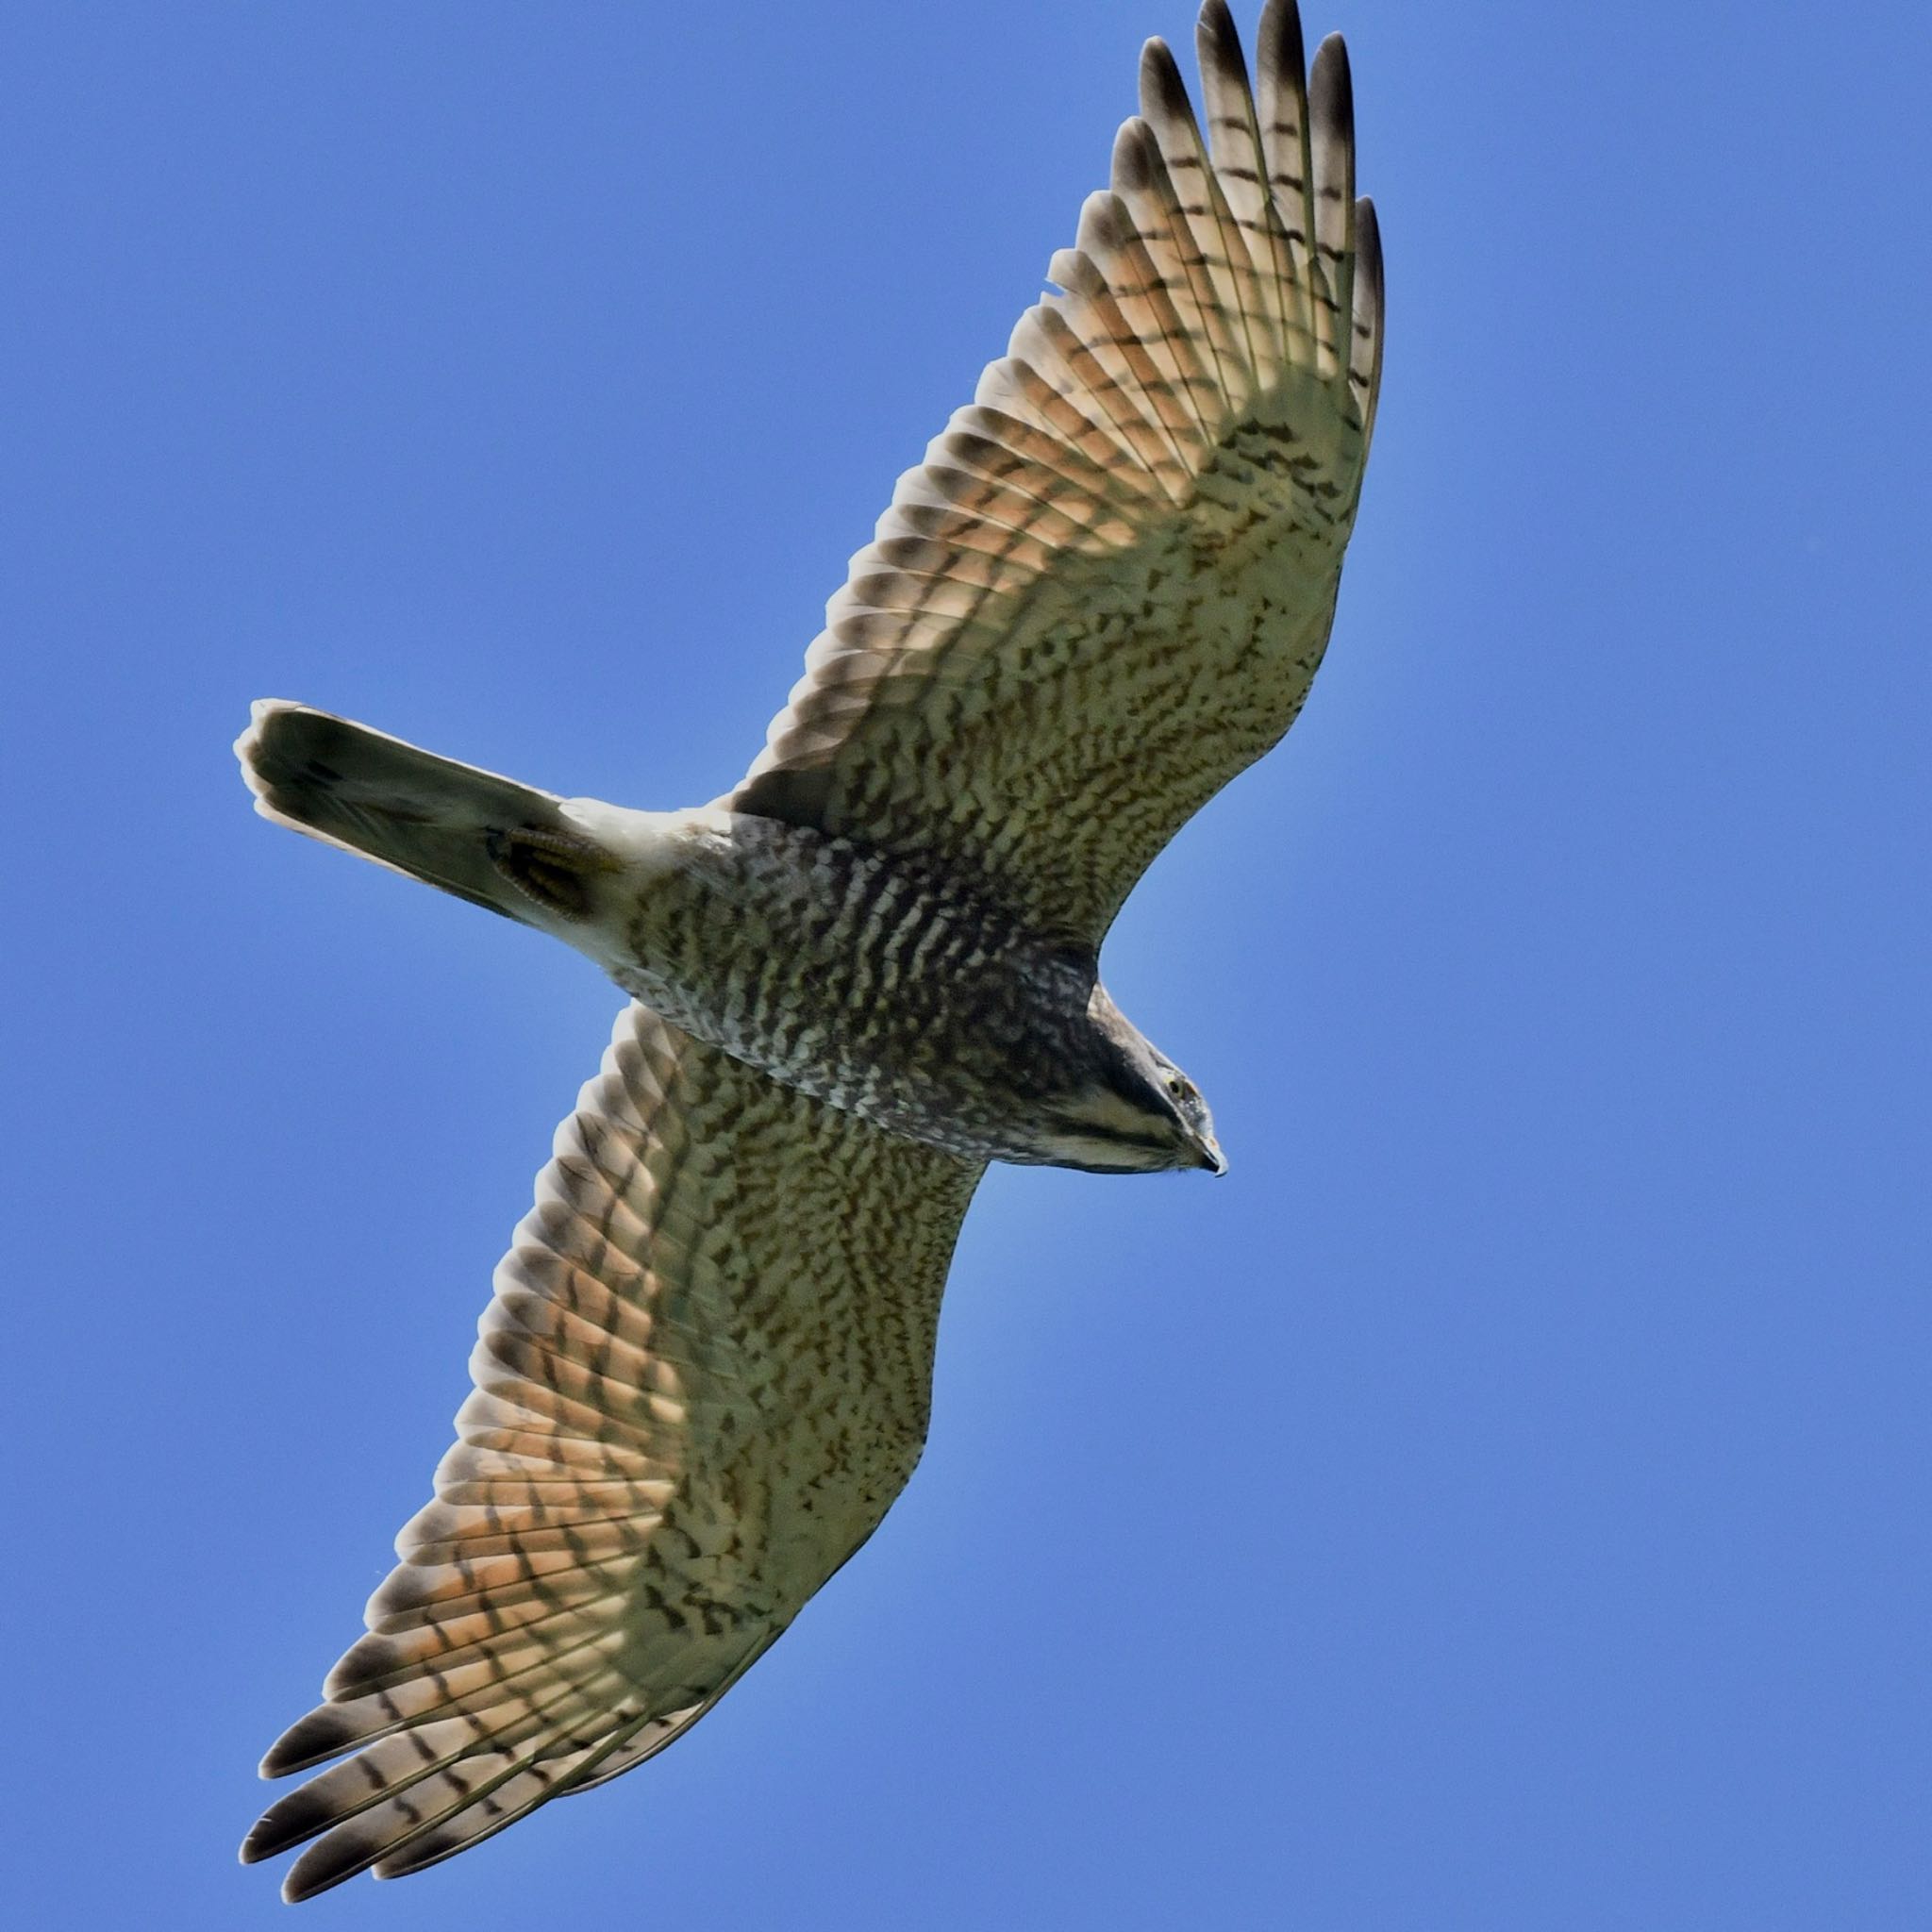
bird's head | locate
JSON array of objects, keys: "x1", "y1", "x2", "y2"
[{"x1": 1033, "y1": 987, "x2": 1226, "y2": 1176}]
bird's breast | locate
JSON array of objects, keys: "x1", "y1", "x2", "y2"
[{"x1": 605, "y1": 812, "x2": 1091, "y2": 1161}]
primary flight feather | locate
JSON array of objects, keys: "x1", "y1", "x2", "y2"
[{"x1": 236, "y1": 1, "x2": 1380, "y2": 1898}]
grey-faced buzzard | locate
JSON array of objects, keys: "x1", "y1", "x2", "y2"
[{"x1": 236, "y1": 1, "x2": 1380, "y2": 1897}]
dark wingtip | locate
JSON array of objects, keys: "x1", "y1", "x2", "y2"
[
  {"x1": 1109, "y1": 116, "x2": 1160, "y2": 197},
  {"x1": 322, "y1": 1631, "x2": 410, "y2": 1703},
  {"x1": 1196, "y1": 0, "x2": 1237, "y2": 39},
  {"x1": 365, "y1": 1559, "x2": 441, "y2": 1624},
  {"x1": 242, "y1": 1782, "x2": 337, "y2": 1866},
  {"x1": 259, "y1": 1702, "x2": 370, "y2": 1779},
  {"x1": 1195, "y1": 0, "x2": 1243, "y2": 78},
  {"x1": 1357, "y1": 194, "x2": 1382, "y2": 291},
  {"x1": 282, "y1": 1817, "x2": 394, "y2": 1903},
  {"x1": 1257, "y1": 0, "x2": 1307, "y2": 88},
  {"x1": 1138, "y1": 35, "x2": 1193, "y2": 128},
  {"x1": 1310, "y1": 31, "x2": 1353, "y2": 142}
]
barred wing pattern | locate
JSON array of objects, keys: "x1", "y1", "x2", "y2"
[
  {"x1": 243, "y1": 1005, "x2": 982, "y2": 1900},
  {"x1": 733, "y1": 1, "x2": 1382, "y2": 948}
]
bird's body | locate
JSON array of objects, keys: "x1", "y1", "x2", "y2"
[
  {"x1": 604, "y1": 806, "x2": 1115, "y2": 1164},
  {"x1": 236, "y1": 1, "x2": 1381, "y2": 1898},
  {"x1": 567, "y1": 803, "x2": 1205, "y2": 1172},
  {"x1": 249, "y1": 708, "x2": 1220, "y2": 1170}
]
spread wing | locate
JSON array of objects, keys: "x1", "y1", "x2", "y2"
[
  {"x1": 242, "y1": 1005, "x2": 983, "y2": 1900},
  {"x1": 730, "y1": 1, "x2": 1383, "y2": 949}
]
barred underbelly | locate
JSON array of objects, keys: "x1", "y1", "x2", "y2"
[{"x1": 612, "y1": 812, "x2": 1088, "y2": 1159}]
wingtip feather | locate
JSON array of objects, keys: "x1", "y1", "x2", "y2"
[
  {"x1": 1138, "y1": 37, "x2": 1193, "y2": 131},
  {"x1": 1257, "y1": 0, "x2": 1307, "y2": 92},
  {"x1": 259, "y1": 1700, "x2": 374, "y2": 1779},
  {"x1": 1309, "y1": 32, "x2": 1353, "y2": 138}
]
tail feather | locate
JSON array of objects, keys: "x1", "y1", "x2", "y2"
[{"x1": 236, "y1": 701, "x2": 614, "y2": 926}]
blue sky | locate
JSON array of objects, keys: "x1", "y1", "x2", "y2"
[{"x1": 5, "y1": 2, "x2": 1928, "y2": 1925}]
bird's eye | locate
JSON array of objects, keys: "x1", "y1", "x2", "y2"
[{"x1": 1165, "y1": 1075, "x2": 1185, "y2": 1099}]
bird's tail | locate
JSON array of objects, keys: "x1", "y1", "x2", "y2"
[{"x1": 236, "y1": 700, "x2": 620, "y2": 927}]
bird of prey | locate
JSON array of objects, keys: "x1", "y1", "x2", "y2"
[{"x1": 235, "y1": 1, "x2": 1380, "y2": 1900}]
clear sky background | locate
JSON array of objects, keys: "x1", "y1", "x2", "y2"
[{"x1": 4, "y1": 2, "x2": 1928, "y2": 1926}]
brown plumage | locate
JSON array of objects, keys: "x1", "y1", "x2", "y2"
[{"x1": 237, "y1": 2, "x2": 1380, "y2": 1898}]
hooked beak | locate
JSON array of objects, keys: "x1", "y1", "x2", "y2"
[{"x1": 1191, "y1": 1130, "x2": 1227, "y2": 1176}]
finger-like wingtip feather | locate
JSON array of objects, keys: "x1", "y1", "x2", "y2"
[
  {"x1": 256, "y1": 1701, "x2": 373, "y2": 1782},
  {"x1": 1309, "y1": 31, "x2": 1354, "y2": 144},
  {"x1": 1307, "y1": 32, "x2": 1356, "y2": 370},
  {"x1": 1257, "y1": 0, "x2": 1307, "y2": 94},
  {"x1": 1139, "y1": 36, "x2": 1195, "y2": 134},
  {"x1": 1353, "y1": 192, "x2": 1384, "y2": 442}
]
